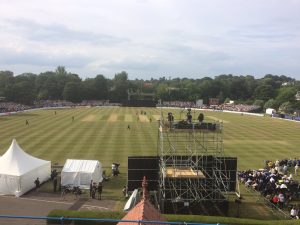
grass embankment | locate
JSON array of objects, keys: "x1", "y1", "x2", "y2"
[{"x1": 48, "y1": 209, "x2": 300, "y2": 225}]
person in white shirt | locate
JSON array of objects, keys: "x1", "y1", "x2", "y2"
[
  {"x1": 295, "y1": 164, "x2": 299, "y2": 176},
  {"x1": 278, "y1": 193, "x2": 285, "y2": 209},
  {"x1": 290, "y1": 207, "x2": 298, "y2": 219}
]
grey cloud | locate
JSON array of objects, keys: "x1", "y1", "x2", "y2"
[
  {"x1": 158, "y1": 42, "x2": 231, "y2": 61},
  {"x1": 98, "y1": 42, "x2": 233, "y2": 78},
  {"x1": 102, "y1": 59, "x2": 162, "y2": 71},
  {"x1": 3, "y1": 19, "x2": 129, "y2": 45},
  {"x1": 230, "y1": 24, "x2": 299, "y2": 42},
  {"x1": 0, "y1": 47, "x2": 92, "y2": 68}
]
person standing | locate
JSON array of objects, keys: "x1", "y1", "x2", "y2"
[
  {"x1": 34, "y1": 178, "x2": 40, "y2": 191},
  {"x1": 89, "y1": 180, "x2": 93, "y2": 197},
  {"x1": 97, "y1": 182, "x2": 103, "y2": 200},
  {"x1": 283, "y1": 165, "x2": 288, "y2": 175},
  {"x1": 92, "y1": 182, "x2": 97, "y2": 199},
  {"x1": 53, "y1": 176, "x2": 58, "y2": 192},
  {"x1": 26, "y1": 120, "x2": 29, "y2": 126},
  {"x1": 278, "y1": 192, "x2": 285, "y2": 209},
  {"x1": 295, "y1": 164, "x2": 299, "y2": 176},
  {"x1": 112, "y1": 163, "x2": 116, "y2": 176},
  {"x1": 272, "y1": 194, "x2": 279, "y2": 207},
  {"x1": 122, "y1": 186, "x2": 127, "y2": 197}
]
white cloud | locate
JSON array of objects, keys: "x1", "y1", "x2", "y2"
[{"x1": 0, "y1": 0, "x2": 299, "y2": 79}]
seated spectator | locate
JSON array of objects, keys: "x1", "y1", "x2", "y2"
[
  {"x1": 238, "y1": 158, "x2": 300, "y2": 212},
  {"x1": 272, "y1": 195, "x2": 279, "y2": 207},
  {"x1": 290, "y1": 207, "x2": 298, "y2": 219}
]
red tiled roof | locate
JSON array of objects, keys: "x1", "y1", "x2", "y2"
[
  {"x1": 117, "y1": 199, "x2": 167, "y2": 225},
  {"x1": 117, "y1": 177, "x2": 167, "y2": 225}
]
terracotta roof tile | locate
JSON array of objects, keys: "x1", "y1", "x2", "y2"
[
  {"x1": 117, "y1": 177, "x2": 167, "y2": 225},
  {"x1": 117, "y1": 199, "x2": 167, "y2": 225}
]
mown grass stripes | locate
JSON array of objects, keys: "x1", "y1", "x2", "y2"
[{"x1": 1, "y1": 107, "x2": 300, "y2": 172}]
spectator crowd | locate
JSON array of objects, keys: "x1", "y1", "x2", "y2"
[
  {"x1": 161, "y1": 101, "x2": 196, "y2": 108},
  {"x1": 238, "y1": 158, "x2": 300, "y2": 219},
  {"x1": 159, "y1": 101, "x2": 260, "y2": 113},
  {"x1": 221, "y1": 104, "x2": 260, "y2": 112},
  {"x1": 0, "y1": 100, "x2": 120, "y2": 114},
  {"x1": 0, "y1": 102, "x2": 31, "y2": 113},
  {"x1": 1, "y1": 100, "x2": 261, "y2": 114}
]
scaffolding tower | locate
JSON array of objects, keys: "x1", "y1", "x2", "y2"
[{"x1": 158, "y1": 110, "x2": 232, "y2": 214}]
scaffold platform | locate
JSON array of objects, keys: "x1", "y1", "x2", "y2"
[{"x1": 164, "y1": 167, "x2": 205, "y2": 179}]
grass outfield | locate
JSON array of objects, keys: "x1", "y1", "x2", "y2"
[
  {"x1": 1, "y1": 107, "x2": 300, "y2": 220},
  {"x1": 0, "y1": 107, "x2": 160, "y2": 169},
  {"x1": 1, "y1": 107, "x2": 299, "y2": 171}
]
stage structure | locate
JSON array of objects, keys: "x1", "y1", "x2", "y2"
[{"x1": 158, "y1": 109, "x2": 236, "y2": 214}]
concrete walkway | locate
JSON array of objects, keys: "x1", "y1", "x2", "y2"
[{"x1": 0, "y1": 191, "x2": 117, "y2": 225}]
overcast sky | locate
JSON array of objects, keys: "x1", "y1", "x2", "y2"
[{"x1": 0, "y1": 0, "x2": 299, "y2": 79}]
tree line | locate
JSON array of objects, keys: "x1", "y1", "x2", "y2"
[{"x1": 0, "y1": 66, "x2": 300, "y2": 113}]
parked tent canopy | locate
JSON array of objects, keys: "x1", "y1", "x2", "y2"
[
  {"x1": 61, "y1": 159, "x2": 102, "y2": 188},
  {"x1": 0, "y1": 139, "x2": 51, "y2": 197}
]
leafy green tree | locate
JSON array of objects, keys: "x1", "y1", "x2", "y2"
[
  {"x1": 198, "y1": 78, "x2": 215, "y2": 103},
  {"x1": 55, "y1": 66, "x2": 67, "y2": 76},
  {"x1": 5, "y1": 77, "x2": 36, "y2": 105},
  {"x1": 63, "y1": 81, "x2": 83, "y2": 102},
  {"x1": 94, "y1": 74, "x2": 108, "y2": 99},
  {"x1": 254, "y1": 85, "x2": 275, "y2": 101},
  {"x1": 36, "y1": 71, "x2": 57, "y2": 99},
  {"x1": 82, "y1": 78, "x2": 97, "y2": 100},
  {"x1": 293, "y1": 101, "x2": 300, "y2": 110},
  {"x1": 276, "y1": 87, "x2": 296, "y2": 105},
  {"x1": 155, "y1": 83, "x2": 169, "y2": 100},
  {"x1": 261, "y1": 74, "x2": 293, "y2": 89},
  {"x1": 215, "y1": 75, "x2": 231, "y2": 100},
  {"x1": 224, "y1": 97, "x2": 231, "y2": 104},
  {"x1": 279, "y1": 101, "x2": 294, "y2": 114},
  {"x1": 253, "y1": 100, "x2": 264, "y2": 108},
  {"x1": 230, "y1": 76, "x2": 248, "y2": 100},
  {"x1": 0, "y1": 71, "x2": 14, "y2": 97},
  {"x1": 82, "y1": 75, "x2": 108, "y2": 100},
  {"x1": 183, "y1": 81, "x2": 198, "y2": 101},
  {"x1": 110, "y1": 71, "x2": 129, "y2": 101},
  {"x1": 244, "y1": 75, "x2": 257, "y2": 99},
  {"x1": 0, "y1": 68, "x2": 299, "y2": 105},
  {"x1": 263, "y1": 99, "x2": 279, "y2": 110}
]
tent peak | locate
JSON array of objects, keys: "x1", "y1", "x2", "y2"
[{"x1": 9, "y1": 139, "x2": 22, "y2": 152}]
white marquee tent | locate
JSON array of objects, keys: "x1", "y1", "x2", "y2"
[
  {"x1": 61, "y1": 159, "x2": 103, "y2": 188},
  {"x1": 0, "y1": 139, "x2": 51, "y2": 197}
]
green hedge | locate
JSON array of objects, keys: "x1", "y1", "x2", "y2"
[
  {"x1": 47, "y1": 210, "x2": 125, "y2": 225},
  {"x1": 165, "y1": 214, "x2": 300, "y2": 225},
  {"x1": 47, "y1": 210, "x2": 300, "y2": 225}
]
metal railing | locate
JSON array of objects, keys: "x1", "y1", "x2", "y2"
[
  {"x1": 0, "y1": 215, "x2": 222, "y2": 225},
  {"x1": 241, "y1": 182, "x2": 290, "y2": 219}
]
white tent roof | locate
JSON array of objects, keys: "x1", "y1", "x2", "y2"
[
  {"x1": 0, "y1": 139, "x2": 50, "y2": 176},
  {"x1": 61, "y1": 159, "x2": 102, "y2": 187},
  {"x1": 62, "y1": 159, "x2": 100, "y2": 173}
]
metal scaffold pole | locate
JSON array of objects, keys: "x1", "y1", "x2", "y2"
[{"x1": 158, "y1": 109, "x2": 232, "y2": 214}]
